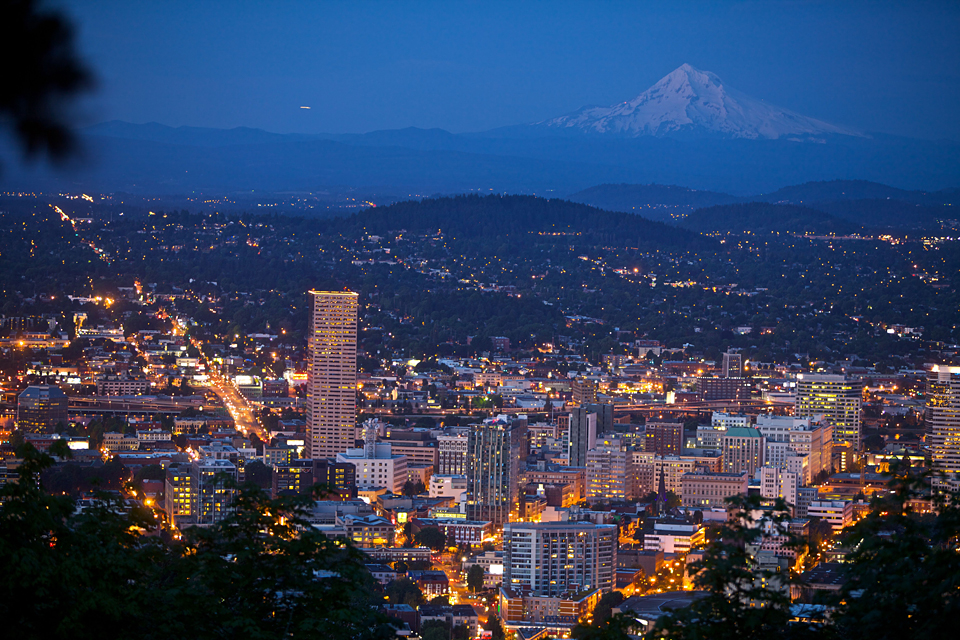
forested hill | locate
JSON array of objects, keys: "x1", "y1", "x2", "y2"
[
  {"x1": 332, "y1": 194, "x2": 706, "y2": 248},
  {"x1": 679, "y1": 203, "x2": 861, "y2": 235}
]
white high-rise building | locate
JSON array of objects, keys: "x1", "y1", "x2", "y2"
[
  {"x1": 585, "y1": 436, "x2": 628, "y2": 501},
  {"x1": 503, "y1": 521, "x2": 617, "y2": 597},
  {"x1": 760, "y1": 467, "x2": 800, "y2": 507},
  {"x1": 927, "y1": 365, "x2": 960, "y2": 489},
  {"x1": 336, "y1": 420, "x2": 408, "y2": 494},
  {"x1": 306, "y1": 290, "x2": 359, "y2": 459},
  {"x1": 756, "y1": 413, "x2": 832, "y2": 483}
]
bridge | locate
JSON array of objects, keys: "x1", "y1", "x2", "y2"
[{"x1": 69, "y1": 396, "x2": 203, "y2": 417}]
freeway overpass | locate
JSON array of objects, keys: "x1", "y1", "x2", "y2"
[{"x1": 69, "y1": 396, "x2": 203, "y2": 417}]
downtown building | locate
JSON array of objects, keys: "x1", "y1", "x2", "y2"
[
  {"x1": 585, "y1": 436, "x2": 629, "y2": 501},
  {"x1": 336, "y1": 420, "x2": 408, "y2": 494},
  {"x1": 502, "y1": 521, "x2": 617, "y2": 596},
  {"x1": 466, "y1": 414, "x2": 527, "y2": 527},
  {"x1": 795, "y1": 374, "x2": 862, "y2": 452},
  {"x1": 755, "y1": 413, "x2": 833, "y2": 484},
  {"x1": 306, "y1": 290, "x2": 359, "y2": 459},
  {"x1": 927, "y1": 364, "x2": 960, "y2": 490},
  {"x1": 721, "y1": 427, "x2": 766, "y2": 475},
  {"x1": 164, "y1": 458, "x2": 238, "y2": 529},
  {"x1": 17, "y1": 385, "x2": 68, "y2": 433}
]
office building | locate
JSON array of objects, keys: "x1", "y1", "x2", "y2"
[
  {"x1": 585, "y1": 436, "x2": 628, "y2": 501},
  {"x1": 503, "y1": 521, "x2": 617, "y2": 596},
  {"x1": 193, "y1": 458, "x2": 238, "y2": 526},
  {"x1": 336, "y1": 420, "x2": 408, "y2": 494},
  {"x1": 927, "y1": 364, "x2": 960, "y2": 488},
  {"x1": 721, "y1": 427, "x2": 765, "y2": 475},
  {"x1": 17, "y1": 385, "x2": 68, "y2": 434},
  {"x1": 644, "y1": 421, "x2": 683, "y2": 456},
  {"x1": 795, "y1": 374, "x2": 861, "y2": 451},
  {"x1": 681, "y1": 471, "x2": 748, "y2": 508},
  {"x1": 306, "y1": 290, "x2": 359, "y2": 459},
  {"x1": 697, "y1": 377, "x2": 751, "y2": 402},
  {"x1": 437, "y1": 431, "x2": 469, "y2": 475},
  {"x1": 756, "y1": 414, "x2": 832, "y2": 483},
  {"x1": 466, "y1": 415, "x2": 527, "y2": 527},
  {"x1": 696, "y1": 412, "x2": 750, "y2": 449},
  {"x1": 807, "y1": 500, "x2": 853, "y2": 532},
  {"x1": 312, "y1": 458, "x2": 358, "y2": 499},
  {"x1": 568, "y1": 407, "x2": 597, "y2": 467},
  {"x1": 643, "y1": 516, "x2": 705, "y2": 554},
  {"x1": 759, "y1": 467, "x2": 800, "y2": 507},
  {"x1": 571, "y1": 377, "x2": 598, "y2": 405},
  {"x1": 164, "y1": 462, "x2": 196, "y2": 529},
  {"x1": 582, "y1": 403, "x2": 615, "y2": 434},
  {"x1": 722, "y1": 350, "x2": 744, "y2": 378}
]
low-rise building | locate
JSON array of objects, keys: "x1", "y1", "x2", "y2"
[
  {"x1": 681, "y1": 471, "x2": 748, "y2": 508},
  {"x1": 643, "y1": 517, "x2": 705, "y2": 554},
  {"x1": 806, "y1": 500, "x2": 853, "y2": 532}
]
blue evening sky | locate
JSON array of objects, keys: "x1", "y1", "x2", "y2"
[{"x1": 59, "y1": 0, "x2": 960, "y2": 140}]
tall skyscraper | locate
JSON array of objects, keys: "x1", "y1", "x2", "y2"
[
  {"x1": 466, "y1": 415, "x2": 527, "y2": 527},
  {"x1": 927, "y1": 365, "x2": 960, "y2": 489},
  {"x1": 306, "y1": 290, "x2": 359, "y2": 459},
  {"x1": 568, "y1": 407, "x2": 597, "y2": 467},
  {"x1": 502, "y1": 521, "x2": 617, "y2": 596},
  {"x1": 795, "y1": 374, "x2": 861, "y2": 451}
]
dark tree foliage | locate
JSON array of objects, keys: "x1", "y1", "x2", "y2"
[
  {"x1": 0, "y1": 443, "x2": 393, "y2": 640},
  {"x1": 466, "y1": 563, "x2": 485, "y2": 593},
  {"x1": 414, "y1": 525, "x2": 448, "y2": 551},
  {"x1": 831, "y1": 468, "x2": 960, "y2": 640},
  {"x1": 385, "y1": 576, "x2": 425, "y2": 607},
  {"x1": 420, "y1": 620, "x2": 451, "y2": 640},
  {"x1": 0, "y1": 0, "x2": 93, "y2": 168},
  {"x1": 243, "y1": 459, "x2": 273, "y2": 489},
  {"x1": 484, "y1": 614, "x2": 506, "y2": 640},
  {"x1": 648, "y1": 494, "x2": 812, "y2": 640}
]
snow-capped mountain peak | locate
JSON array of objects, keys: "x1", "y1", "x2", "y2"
[{"x1": 540, "y1": 64, "x2": 864, "y2": 141}]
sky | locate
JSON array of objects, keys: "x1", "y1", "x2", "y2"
[{"x1": 59, "y1": 0, "x2": 960, "y2": 140}]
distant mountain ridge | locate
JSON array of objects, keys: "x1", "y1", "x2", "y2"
[
  {"x1": 566, "y1": 179, "x2": 958, "y2": 229},
  {"x1": 4, "y1": 63, "x2": 960, "y2": 195}
]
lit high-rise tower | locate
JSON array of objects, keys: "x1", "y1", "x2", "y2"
[
  {"x1": 306, "y1": 290, "x2": 359, "y2": 459},
  {"x1": 795, "y1": 374, "x2": 861, "y2": 451},
  {"x1": 927, "y1": 364, "x2": 960, "y2": 489}
]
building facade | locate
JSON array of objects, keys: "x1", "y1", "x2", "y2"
[
  {"x1": 681, "y1": 471, "x2": 748, "y2": 508},
  {"x1": 927, "y1": 365, "x2": 960, "y2": 489},
  {"x1": 721, "y1": 427, "x2": 766, "y2": 475},
  {"x1": 795, "y1": 374, "x2": 861, "y2": 451},
  {"x1": 17, "y1": 385, "x2": 68, "y2": 433},
  {"x1": 466, "y1": 415, "x2": 527, "y2": 526},
  {"x1": 503, "y1": 521, "x2": 617, "y2": 597},
  {"x1": 585, "y1": 436, "x2": 628, "y2": 501},
  {"x1": 306, "y1": 290, "x2": 359, "y2": 459},
  {"x1": 437, "y1": 431, "x2": 469, "y2": 475}
]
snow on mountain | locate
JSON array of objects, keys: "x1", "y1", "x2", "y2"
[{"x1": 540, "y1": 63, "x2": 864, "y2": 141}]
